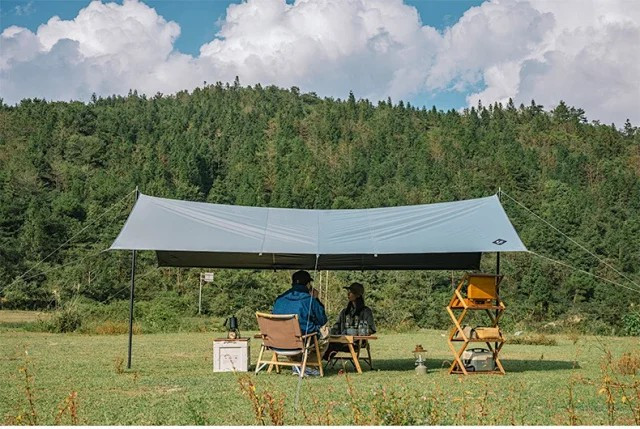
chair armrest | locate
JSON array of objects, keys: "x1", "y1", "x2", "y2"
[{"x1": 300, "y1": 333, "x2": 318, "y2": 339}]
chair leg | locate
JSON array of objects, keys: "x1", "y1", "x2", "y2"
[
  {"x1": 300, "y1": 341, "x2": 310, "y2": 378},
  {"x1": 267, "y1": 353, "x2": 278, "y2": 373},
  {"x1": 255, "y1": 345, "x2": 265, "y2": 374},
  {"x1": 313, "y1": 336, "x2": 324, "y2": 377},
  {"x1": 366, "y1": 343, "x2": 373, "y2": 369}
]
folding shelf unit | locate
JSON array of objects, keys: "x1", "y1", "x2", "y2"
[{"x1": 446, "y1": 273, "x2": 506, "y2": 375}]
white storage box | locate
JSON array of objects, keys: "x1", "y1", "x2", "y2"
[{"x1": 213, "y1": 338, "x2": 250, "y2": 372}]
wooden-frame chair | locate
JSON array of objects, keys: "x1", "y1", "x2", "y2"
[{"x1": 255, "y1": 312, "x2": 324, "y2": 377}]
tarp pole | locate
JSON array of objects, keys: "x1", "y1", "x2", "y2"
[
  {"x1": 127, "y1": 187, "x2": 139, "y2": 369},
  {"x1": 496, "y1": 187, "x2": 502, "y2": 354}
]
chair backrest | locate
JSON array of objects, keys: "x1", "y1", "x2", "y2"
[{"x1": 256, "y1": 312, "x2": 304, "y2": 350}]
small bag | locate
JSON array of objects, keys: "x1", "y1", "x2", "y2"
[{"x1": 454, "y1": 325, "x2": 476, "y2": 340}]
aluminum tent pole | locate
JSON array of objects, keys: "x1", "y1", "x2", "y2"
[
  {"x1": 496, "y1": 187, "x2": 502, "y2": 354},
  {"x1": 127, "y1": 187, "x2": 139, "y2": 369},
  {"x1": 198, "y1": 274, "x2": 203, "y2": 315}
]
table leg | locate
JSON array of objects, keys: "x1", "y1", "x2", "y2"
[{"x1": 348, "y1": 343, "x2": 362, "y2": 374}]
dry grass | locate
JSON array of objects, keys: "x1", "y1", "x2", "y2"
[
  {"x1": 0, "y1": 310, "x2": 50, "y2": 324},
  {"x1": 94, "y1": 321, "x2": 141, "y2": 335},
  {"x1": 615, "y1": 352, "x2": 640, "y2": 376}
]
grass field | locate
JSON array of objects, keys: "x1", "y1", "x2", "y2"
[{"x1": 1, "y1": 313, "x2": 638, "y2": 425}]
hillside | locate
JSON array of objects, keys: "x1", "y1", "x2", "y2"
[{"x1": 0, "y1": 83, "x2": 638, "y2": 334}]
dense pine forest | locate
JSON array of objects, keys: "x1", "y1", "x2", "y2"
[{"x1": 1, "y1": 82, "x2": 639, "y2": 335}]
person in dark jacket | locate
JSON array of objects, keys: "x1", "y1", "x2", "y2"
[
  {"x1": 273, "y1": 270, "x2": 328, "y2": 335},
  {"x1": 323, "y1": 282, "x2": 376, "y2": 360}
]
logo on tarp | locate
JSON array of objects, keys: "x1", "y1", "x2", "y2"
[{"x1": 493, "y1": 238, "x2": 507, "y2": 245}]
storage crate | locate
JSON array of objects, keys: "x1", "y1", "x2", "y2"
[{"x1": 213, "y1": 338, "x2": 250, "y2": 372}]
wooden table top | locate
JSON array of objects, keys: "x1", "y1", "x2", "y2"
[{"x1": 329, "y1": 335, "x2": 378, "y2": 340}]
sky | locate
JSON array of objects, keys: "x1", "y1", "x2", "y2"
[{"x1": 1, "y1": 0, "x2": 639, "y2": 124}]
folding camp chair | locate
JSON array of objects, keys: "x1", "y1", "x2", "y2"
[{"x1": 255, "y1": 312, "x2": 324, "y2": 377}]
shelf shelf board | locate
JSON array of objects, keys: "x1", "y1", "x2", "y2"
[
  {"x1": 449, "y1": 304, "x2": 503, "y2": 310},
  {"x1": 450, "y1": 370, "x2": 504, "y2": 375},
  {"x1": 450, "y1": 337, "x2": 505, "y2": 343}
]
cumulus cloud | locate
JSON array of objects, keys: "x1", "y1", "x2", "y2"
[
  {"x1": 200, "y1": 0, "x2": 441, "y2": 100},
  {"x1": 1, "y1": 0, "x2": 204, "y2": 102},
  {"x1": 0, "y1": 0, "x2": 638, "y2": 124},
  {"x1": 461, "y1": 0, "x2": 640, "y2": 124}
]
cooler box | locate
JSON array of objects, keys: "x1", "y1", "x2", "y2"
[
  {"x1": 213, "y1": 338, "x2": 250, "y2": 372},
  {"x1": 461, "y1": 348, "x2": 495, "y2": 372}
]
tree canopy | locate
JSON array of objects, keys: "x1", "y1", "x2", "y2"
[{"x1": 1, "y1": 84, "x2": 638, "y2": 334}]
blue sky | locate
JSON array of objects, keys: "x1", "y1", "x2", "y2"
[
  {"x1": 0, "y1": 1, "x2": 638, "y2": 123},
  {"x1": 0, "y1": 0, "x2": 481, "y2": 109},
  {"x1": 1, "y1": 1, "x2": 484, "y2": 55}
]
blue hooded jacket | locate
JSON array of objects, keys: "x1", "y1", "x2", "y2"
[{"x1": 273, "y1": 283, "x2": 327, "y2": 334}]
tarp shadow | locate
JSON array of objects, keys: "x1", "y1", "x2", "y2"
[
  {"x1": 502, "y1": 359, "x2": 579, "y2": 372},
  {"x1": 324, "y1": 358, "x2": 447, "y2": 374},
  {"x1": 322, "y1": 358, "x2": 579, "y2": 374}
]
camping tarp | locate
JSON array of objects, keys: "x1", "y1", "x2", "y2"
[{"x1": 109, "y1": 193, "x2": 526, "y2": 270}]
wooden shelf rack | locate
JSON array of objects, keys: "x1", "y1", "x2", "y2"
[{"x1": 446, "y1": 273, "x2": 506, "y2": 375}]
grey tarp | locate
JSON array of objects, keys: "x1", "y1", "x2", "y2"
[{"x1": 109, "y1": 193, "x2": 527, "y2": 270}]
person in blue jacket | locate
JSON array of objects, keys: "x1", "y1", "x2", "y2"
[{"x1": 273, "y1": 270, "x2": 328, "y2": 335}]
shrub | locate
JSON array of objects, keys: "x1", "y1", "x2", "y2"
[
  {"x1": 622, "y1": 311, "x2": 640, "y2": 336},
  {"x1": 509, "y1": 333, "x2": 558, "y2": 346},
  {"x1": 45, "y1": 304, "x2": 82, "y2": 333},
  {"x1": 140, "y1": 300, "x2": 180, "y2": 333},
  {"x1": 235, "y1": 306, "x2": 259, "y2": 331},
  {"x1": 1, "y1": 279, "x2": 53, "y2": 310}
]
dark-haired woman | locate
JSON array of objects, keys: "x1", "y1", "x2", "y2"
[{"x1": 323, "y1": 282, "x2": 376, "y2": 360}]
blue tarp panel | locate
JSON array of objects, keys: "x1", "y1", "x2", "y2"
[{"x1": 110, "y1": 193, "x2": 526, "y2": 270}]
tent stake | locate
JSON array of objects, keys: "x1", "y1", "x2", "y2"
[{"x1": 127, "y1": 187, "x2": 139, "y2": 369}]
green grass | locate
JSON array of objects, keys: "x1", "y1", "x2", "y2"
[{"x1": 1, "y1": 327, "x2": 638, "y2": 425}]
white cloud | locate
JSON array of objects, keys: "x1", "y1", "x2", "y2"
[
  {"x1": 14, "y1": 1, "x2": 35, "y2": 17},
  {"x1": 198, "y1": 0, "x2": 440, "y2": 100},
  {"x1": 0, "y1": 0, "x2": 638, "y2": 124},
  {"x1": 1, "y1": 0, "x2": 203, "y2": 102},
  {"x1": 459, "y1": 0, "x2": 640, "y2": 124}
]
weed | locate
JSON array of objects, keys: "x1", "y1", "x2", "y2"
[
  {"x1": 566, "y1": 380, "x2": 580, "y2": 425},
  {"x1": 343, "y1": 371, "x2": 365, "y2": 425},
  {"x1": 615, "y1": 352, "x2": 640, "y2": 376},
  {"x1": 19, "y1": 350, "x2": 38, "y2": 425},
  {"x1": 55, "y1": 391, "x2": 79, "y2": 425},
  {"x1": 236, "y1": 374, "x2": 285, "y2": 425},
  {"x1": 114, "y1": 356, "x2": 125, "y2": 374}
]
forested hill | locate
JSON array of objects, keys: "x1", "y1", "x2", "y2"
[{"x1": 1, "y1": 83, "x2": 639, "y2": 334}]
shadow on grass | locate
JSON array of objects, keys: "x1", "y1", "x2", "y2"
[
  {"x1": 321, "y1": 357, "x2": 579, "y2": 375},
  {"x1": 323, "y1": 358, "x2": 447, "y2": 374},
  {"x1": 503, "y1": 359, "x2": 579, "y2": 372}
]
